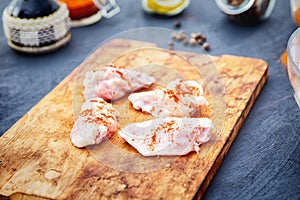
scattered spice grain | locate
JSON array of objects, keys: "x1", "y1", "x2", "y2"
[{"x1": 174, "y1": 20, "x2": 182, "y2": 28}]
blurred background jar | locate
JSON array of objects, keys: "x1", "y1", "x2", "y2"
[
  {"x1": 215, "y1": 0, "x2": 276, "y2": 25},
  {"x1": 142, "y1": 0, "x2": 190, "y2": 16},
  {"x1": 2, "y1": 0, "x2": 71, "y2": 53},
  {"x1": 291, "y1": 0, "x2": 300, "y2": 26},
  {"x1": 287, "y1": 27, "x2": 300, "y2": 107},
  {"x1": 59, "y1": 0, "x2": 120, "y2": 27}
]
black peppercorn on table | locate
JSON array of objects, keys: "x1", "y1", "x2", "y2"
[{"x1": 0, "y1": 0, "x2": 299, "y2": 199}]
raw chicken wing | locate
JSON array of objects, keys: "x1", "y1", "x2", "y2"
[
  {"x1": 167, "y1": 79, "x2": 208, "y2": 108},
  {"x1": 128, "y1": 79, "x2": 208, "y2": 117},
  {"x1": 83, "y1": 64, "x2": 155, "y2": 101},
  {"x1": 118, "y1": 117, "x2": 212, "y2": 156},
  {"x1": 70, "y1": 98, "x2": 118, "y2": 148}
]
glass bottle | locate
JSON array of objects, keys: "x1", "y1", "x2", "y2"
[
  {"x1": 7, "y1": 0, "x2": 59, "y2": 19},
  {"x1": 2, "y1": 0, "x2": 71, "y2": 53}
]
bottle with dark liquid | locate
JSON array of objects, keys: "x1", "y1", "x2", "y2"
[
  {"x1": 8, "y1": 0, "x2": 59, "y2": 19},
  {"x1": 2, "y1": 0, "x2": 71, "y2": 53}
]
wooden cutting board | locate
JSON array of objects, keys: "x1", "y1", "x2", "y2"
[{"x1": 0, "y1": 39, "x2": 268, "y2": 200}]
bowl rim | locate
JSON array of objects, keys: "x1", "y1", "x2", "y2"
[{"x1": 287, "y1": 27, "x2": 300, "y2": 76}]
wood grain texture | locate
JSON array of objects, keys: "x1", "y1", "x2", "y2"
[{"x1": 0, "y1": 39, "x2": 268, "y2": 200}]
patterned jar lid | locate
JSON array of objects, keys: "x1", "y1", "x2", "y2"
[{"x1": 2, "y1": 2, "x2": 71, "y2": 54}]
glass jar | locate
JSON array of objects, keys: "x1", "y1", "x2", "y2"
[
  {"x1": 291, "y1": 0, "x2": 300, "y2": 26},
  {"x1": 59, "y1": 0, "x2": 99, "y2": 21},
  {"x1": 142, "y1": 0, "x2": 190, "y2": 16},
  {"x1": 59, "y1": 0, "x2": 120, "y2": 27},
  {"x1": 287, "y1": 27, "x2": 300, "y2": 107},
  {"x1": 215, "y1": 0, "x2": 276, "y2": 25},
  {"x1": 2, "y1": 0, "x2": 71, "y2": 53}
]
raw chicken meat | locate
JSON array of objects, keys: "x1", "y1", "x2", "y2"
[
  {"x1": 128, "y1": 88, "x2": 182, "y2": 117},
  {"x1": 83, "y1": 64, "x2": 155, "y2": 101},
  {"x1": 128, "y1": 79, "x2": 208, "y2": 117},
  {"x1": 118, "y1": 117, "x2": 212, "y2": 156},
  {"x1": 70, "y1": 98, "x2": 118, "y2": 148},
  {"x1": 167, "y1": 79, "x2": 208, "y2": 106}
]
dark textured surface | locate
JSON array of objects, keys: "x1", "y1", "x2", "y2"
[{"x1": 0, "y1": 0, "x2": 299, "y2": 199}]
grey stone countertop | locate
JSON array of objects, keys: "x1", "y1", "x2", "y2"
[{"x1": 0, "y1": 0, "x2": 299, "y2": 199}]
